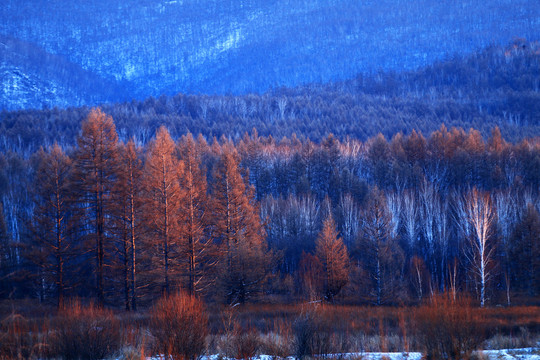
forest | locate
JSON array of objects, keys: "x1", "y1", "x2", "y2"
[
  {"x1": 1, "y1": 107, "x2": 539, "y2": 309},
  {"x1": 1, "y1": 106, "x2": 539, "y2": 359},
  {"x1": 0, "y1": 41, "x2": 539, "y2": 360}
]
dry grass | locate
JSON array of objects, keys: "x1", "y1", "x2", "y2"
[{"x1": 0, "y1": 298, "x2": 538, "y2": 359}]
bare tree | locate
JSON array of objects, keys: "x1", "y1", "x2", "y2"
[
  {"x1": 385, "y1": 191, "x2": 402, "y2": 241},
  {"x1": 493, "y1": 189, "x2": 518, "y2": 305},
  {"x1": 456, "y1": 188, "x2": 496, "y2": 307},
  {"x1": 337, "y1": 193, "x2": 360, "y2": 249},
  {"x1": 402, "y1": 190, "x2": 418, "y2": 251}
]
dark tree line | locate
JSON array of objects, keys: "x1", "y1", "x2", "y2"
[{"x1": 0, "y1": 109, "x2": 539, "y2": 308}]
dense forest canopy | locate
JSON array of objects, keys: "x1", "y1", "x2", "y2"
[{"x1": 1, "y1": 40, "x2": 540, "y2": 156}]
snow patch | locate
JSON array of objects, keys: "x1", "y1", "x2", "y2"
[
  {"x1": 217, "y1": 29, "x2": 242, "y2": 52},
  {"x1": 143, "y1": 348, "x2": 540, "y2": 360}
]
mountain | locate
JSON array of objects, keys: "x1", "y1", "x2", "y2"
[
  {"x1": 1, "y1": 0, "x2": 539, "y2": 110},
  {"x1": 0, "y1": 35, "x2": 129, "y2": 110},
  {"x1": 1, "y1": 41, "x2": 539, "y2": 154}
]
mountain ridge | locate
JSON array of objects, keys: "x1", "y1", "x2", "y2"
[{"x1": 1, "y1": 0, "x2": 539, "y2": 110}]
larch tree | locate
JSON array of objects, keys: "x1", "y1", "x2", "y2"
[
  {"x1": 177, "y1": 133, "x2": 215, "y2": 296},
  {"x1": 73, "y1": 108, "x2": 119, "y2": 307},
  {"x1": 359, "y1": 189, "x2": 404, "y2": 305},
  {"x1": 144, "y1": 126, "x2": 181, "y2": 295},
  {"x1": 315, "y1": 214, "x2": 349, "y2": 302},
  {"x1": 212, "y1": 144, "x2": 270, "y2": 304},
  {"x1": 113, "y1": 139, "x2": 144, "y2": 310},
  {"x1": 29, "y1": 144, "x2": 73, "y2": 309}
]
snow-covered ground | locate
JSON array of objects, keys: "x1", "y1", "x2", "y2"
[{"x1": 146, "y1": 348, "x2": 540, "y2": 360}]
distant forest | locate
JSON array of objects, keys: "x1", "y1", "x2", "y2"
[
  {"x1": 1, "y1": 40, "x2": 540, "y2": 157},
  {"x1": 0, "y1": 104, "x2": 538, "y2": 308}
]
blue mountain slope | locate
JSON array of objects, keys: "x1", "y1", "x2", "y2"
[
  {"x1": 0, "y1": 35, "x2": 129, "y2": 110},
  {"x1": 1, "y1": 0, "x2": 539, "y2": 110}
]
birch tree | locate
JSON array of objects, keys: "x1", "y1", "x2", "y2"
[{"x1": 457, "y1": 188, "x2": 496, "y2": 307}]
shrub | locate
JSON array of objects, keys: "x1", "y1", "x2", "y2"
[
  {"x1": 216, "y1": 310, "x2": 261, "y2": 360},
  {"x1": 231, "y1": 324, "x2": 261, "y2": 360},
  {"x1": 415, "y1": 294, "x2": 486, "y2": 360},
  {"x1": 293, "y1": 305, "x2": 349, "y2": 359},
  {"x1": 150, "y1": 292, "x2": 208, "y2": 360},
  {"x1": 0, "y1": 314, "x2": 47, "y2": 360},
  {"x1": 259, "y1": 319, "x2": 293, "y2": 358},
  {"x1": 49, "y1": 300, "x2": 122, "y2": 360}
]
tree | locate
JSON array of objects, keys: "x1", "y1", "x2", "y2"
[
  {"x1": 456, "y1": 188, "x2": 496, "y2": 307},
  {"x1": 112, "y1": 139, "x2": 143, "y2": 310},
  {"x1": 177, "y1": 133, "x2": 215, "y2": 296},
  {"x1": 29, "y1": 144, "x2": 73, "y2": 308},
  {"x1": 510, "y1": 204, "x2": 540, "y2": 296},
  {"x1": 73, "y1": 108, "x2": 119, "y2": 306},
  {"x1": 315, "y1": 215, "x2": 349, "y2": 301},
  {"x1": 359, "y1": 189, "x2": 404, "y2": 305},
  {"x1": 144, "y1": 126, "x2": 181, "y2": 295},
  {"x1": 212, "y1": 144, "x2": 270, "y2": 304},
  {"x1": 0, "y1": 202, "x2": 13, "y2": 298}
]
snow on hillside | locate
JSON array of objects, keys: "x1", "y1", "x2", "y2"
[{"x1": 1, "y1": 0, "x2": 539, "y2": 110}]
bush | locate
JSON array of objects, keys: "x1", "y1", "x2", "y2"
[
  {"x1": 293, "y1": 305, "x2": 349, "y2": 359},
  {"x1": 415, "y1": 294, "x2": 486, "y2": 360},
  {"x1": 259, "y1": 319, "x2": 293, "y2": 358},
  {"x1": 150, "y1": 292, "x2": 208, "y2": 360},
  {"x1": 0, "y1": 314, "x2": 47, "y2": 360},
  {"x1": 49, "y1": 300, "x2": 122, "y2": 360}
]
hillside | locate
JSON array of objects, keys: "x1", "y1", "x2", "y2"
[
  {"x1": 1, "y1": 0, "x2": 539, "y2": 110},
  {"x1": 1, "y1": 41, "x2": 539, "y2": 154}
]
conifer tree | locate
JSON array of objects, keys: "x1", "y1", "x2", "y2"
[
  {"x1": 212, "y1": 144, "x2": 270, "y2": 304},
  {"x1": 359, "y1": 189, "x2": 405, "y2": 305},
  {"x1": 73, "y1": 108, "x2": 119, "y2": 306},
  {"x1": 113, "y1": 139, "x2": 143, "y2": 310},
  {"x1": 144, "y1": 126, "x2": 181, "y2": 295},
  {"x1": 510, "y1": 204, "x2": 540, "y2": 296},
  {"x1": 315, "y1": 214, "x2": 349, "y2": 301},
  {"x1": 29, "y1": 144, "x2": 73, "y2": 309},
  {"x1": 177, "y1": 133, "x2": 215, "y2": 296}
]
